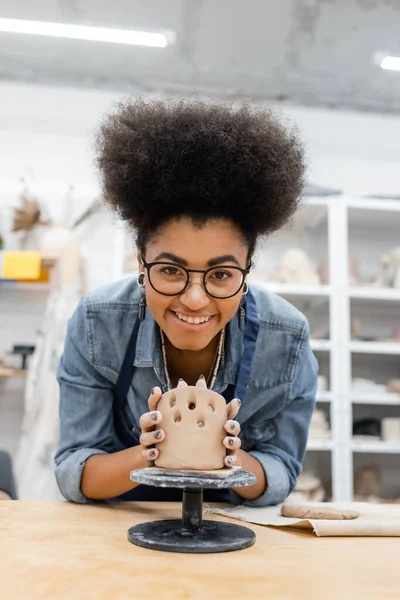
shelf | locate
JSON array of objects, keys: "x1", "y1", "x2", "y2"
[
  {"x1": 352, "y1": 394, "x2": 400, "y2": 406},
  {"x1": 350, "y1": 341, "x2": 400, "y2": 355},
  {"x1": 306, "y1": 439, "x2": 332, "y2": 451},
  {"x1": 349, "y1": 287, "x2": 400, "y2": 302},
  {"x1": 0, "y1": 281, "x2": 50, "y2": 291},
  {"x1": 264, "y1": 283, "x2": 331, "y2": 297},
  {"x1": 310, "y1": 340, "x2": 332, "y2": 352},
  {"x1": 346, "y1": 198, "x2": 400, "y2": 213},
  {"x1": 0, "y1": 368, "x2": 28, "y2": 379},
  {"x1": 352, "y1": 441, "x2": 400, "y2": 454}
]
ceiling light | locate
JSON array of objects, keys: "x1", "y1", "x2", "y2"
[
  {"x1": 0, "y1": 18, "x2": 174, "y2": 48},
  {"x1": 380, "y1": 56, "x2": 400, "y2": 71}
]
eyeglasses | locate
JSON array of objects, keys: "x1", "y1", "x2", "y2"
[{"x1": 142, "y1": 258, "x2": 250, "y2": 299}]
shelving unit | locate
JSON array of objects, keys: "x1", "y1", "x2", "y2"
[
  {"x1": 251, "y1": 194, "x2": 400, "y2": 502},
  {"x1": 351, "y1": 394, "x2": 400, "y2": 406},
  {"x1": 307, "y1": 439, "x2": 333, "y2": 451},
  {"x1": 352, "y1": 441, "x2": 400, "y2": 454},
  {"x1": 350, "y1": 342, "x2": 400, "y2": 355}
]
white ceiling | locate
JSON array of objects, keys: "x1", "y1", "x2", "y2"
[{"x1": 0, "y1": 0, "x2": 400, "y2": 113}]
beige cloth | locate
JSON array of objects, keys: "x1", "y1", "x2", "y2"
[{"x1": 206, "y1": 502, "x2": 400, "y2": 536}]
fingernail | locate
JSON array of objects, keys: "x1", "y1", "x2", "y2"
[
  {"x1": 199, "y1": 374, "x2": 205, "y2": 380},
  {"x1": 230, "y1": 421, "x2": 236, "y2": 431},
  {"x1": 149, "y1": 450, "x2": 156, "y2": 458},
  {"x1": 151, "y1": 388, "x2": 155, "y2": 394},
  {"x1": 227, "y1": 457, "x2": 233, "y2": 465},
  {"x1": 153, "y1": 430, "x2": 161, "y2": 439},
  {"x1": 151, "y1": 412, "x2": 158, "y2": 421},
  {"x1": 228, "y1": 438, "x2": 234, "y2": 446},
  {"x1": 237, "y1": 399, "x2": 242, "y2": 407},
  {"x1": 178, "y1": 378, "x2": 184, "y2": 383}
]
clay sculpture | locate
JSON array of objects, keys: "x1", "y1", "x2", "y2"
[{"x1": 155, "y1": 386, "x2": 227, "y2": 470}]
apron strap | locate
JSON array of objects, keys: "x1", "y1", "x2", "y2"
[
  {"x1": 114, "y1": 317, "x2": 141, "y2": 409},
  {"x1": 113, "y1": 317, "x2": 141, "y2": 448},
  {"x1": 233, "y1": 288, "x2": 260, "y2": 401}
]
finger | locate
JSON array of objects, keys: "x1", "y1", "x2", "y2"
[
  {"x1": 140, "y1": 410, "x2": 162, "y2": 432},
  {"x1": 223, "y1": 436, "x2": 241, "y2": 451},
  {"x1": 224, "y1": 454, "x2": 238, "y2": 468},
  {"x1": 224, "y1": 420, "x2": 241, "y2": 436},
  {"x1": 196, "y1": 375, "x2": 207, "y2": 388},
  {"x1": 142, "y1": 448, "x2": 159, "y2": 462},
  {"x1": 140, "y1": 429, "x2": 165, "y2": 447},
  {"x1": 148, "y1": 386, "x2": 162, "y2": 412},
  {"x1": 226, "y1": 398, "x2": 241, "y2": 421},
  {"x1": 177, "y1": 378, "x2": 188, "y2": 388}
]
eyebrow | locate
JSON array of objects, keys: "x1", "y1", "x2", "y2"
[{"x1": 153, "y1": 252, "x2": 241, "y2": 268}]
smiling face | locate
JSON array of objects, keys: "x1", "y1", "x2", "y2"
[{"x1": 138, "y1": 217, "x2": 249, "y2": 351}]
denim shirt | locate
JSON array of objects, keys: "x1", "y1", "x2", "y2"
[{"x1": 55, "y1": 278, "x2": 318, "y2": 506}]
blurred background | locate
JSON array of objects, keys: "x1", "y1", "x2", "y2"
[{"x1": 0, "y1": 0, "x2": 400, "y2": 503}]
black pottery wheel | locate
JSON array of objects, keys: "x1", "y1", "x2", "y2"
[{"x1": 127, "y1": 468, "x2": 257, "y2": 554}]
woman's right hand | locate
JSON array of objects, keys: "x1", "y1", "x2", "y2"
[{"x1": 139, "y1": 386, "x2": 164, "y2": 464}]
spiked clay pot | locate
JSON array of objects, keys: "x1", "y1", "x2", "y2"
[{"x1": 154, "y1": 386, "x2": 227, "y2": 470}]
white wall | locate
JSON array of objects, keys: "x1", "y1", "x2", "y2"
[{"x1": 1, "y1": 80, "x2": 400, "y2": 218}]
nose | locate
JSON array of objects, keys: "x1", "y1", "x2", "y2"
[{"x1": 179, "y1": 277, "x2": 210, "y2": 311}]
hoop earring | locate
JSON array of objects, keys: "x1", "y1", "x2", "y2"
[
  {"x1": 242, "y1": 280, "x2": 249, "y2": 296},
  {"x1": 137, "y1": 272, "x2": 145, "y2": 288}
]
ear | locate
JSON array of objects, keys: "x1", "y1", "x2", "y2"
[{"x1": 137, "y1": 249, "x2": 143, "y2": 272}]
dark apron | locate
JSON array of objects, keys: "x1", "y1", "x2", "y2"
[{"x1": 111, "y1": 288, "x2": 260, "y2": 502}]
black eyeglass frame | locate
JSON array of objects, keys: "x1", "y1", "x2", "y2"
[{"x1": 141, "y1": 257, "x2": 250, "y2": 299}]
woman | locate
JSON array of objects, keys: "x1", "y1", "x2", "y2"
[{"x1": 55, "y1": 99, "x2": 318, "y2": 506}]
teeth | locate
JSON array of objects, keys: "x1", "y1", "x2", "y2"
[{"x1": 176, "y1": 312, "x2": 210, "y2": 324}]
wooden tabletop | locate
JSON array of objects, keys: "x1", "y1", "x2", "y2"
[{"x1": 0, "y1": 501, "x2": 398, "y2": 600}]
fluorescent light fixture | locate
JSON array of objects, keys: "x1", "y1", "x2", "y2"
[
  {"x1": 380, "y1": 56, "x2": 400, "y2": 71},
  {"x1": 0, "y1": 18, "x2": 174, "y2": 47}
]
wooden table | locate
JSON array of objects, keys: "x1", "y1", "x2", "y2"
[{"x1": 0, "y1": 501, "x2": 398, "y2": 599}]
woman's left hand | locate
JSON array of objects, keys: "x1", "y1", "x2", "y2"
[{"x1": 178, "y1": 376, "x2": 242, "y2": 468}]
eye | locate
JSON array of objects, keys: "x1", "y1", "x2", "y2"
[
  {"x1": 161, "y1": 266, "x2": 181, "y2": 276},
  {"x1": 210, "y1": 269, "x2": 232, "y2": 281}
]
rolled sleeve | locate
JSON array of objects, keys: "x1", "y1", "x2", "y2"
[
  {"x1": 246, "y1": 451, "x2": 290, "y2": 506},
  {"x1": 55, "y1": 299, "x2": 119, "y2": 503},
  {"x1": 55, "y1": 448, "x2": 108, "y2": 504}
]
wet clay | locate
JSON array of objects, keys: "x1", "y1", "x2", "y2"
[{"x1": 155, "y1": 386, "x2": 227, "y2": 470}]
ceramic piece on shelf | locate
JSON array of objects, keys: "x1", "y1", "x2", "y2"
[
  {"x1": 352, "y1": 418, "x2": 381, "y2": 438},
  {"x1": 308, "y1": 409, "x2": 331, "y2": 439},
  {"x1": 370, "y1": 252, "x2": 392, "y2": 288},
  {"x1": 155, "y1": 386, "x2": 227, "y2": 470},
  {"x1": 370, "y1": 246, "x2": 400, "y2": 289},
  {"x1": 390, "y1": 247, "x2": 400, "y2": 289},
  {"x1": 274, "y1": 248, "x2": 321, "y2": 285},
  {"x1": 387, "y1": 379, "x2": 400, "y2": 394},
  {"x1": 381, "y1": 418, "x2": 400, "y2": 442},
  {"x1": 354, "y1": 466, "x2": 381, "y2": 499}
]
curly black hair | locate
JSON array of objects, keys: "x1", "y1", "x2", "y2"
[{"x1": 95, "y1": 98, "x2": 306, "y2": 254}]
